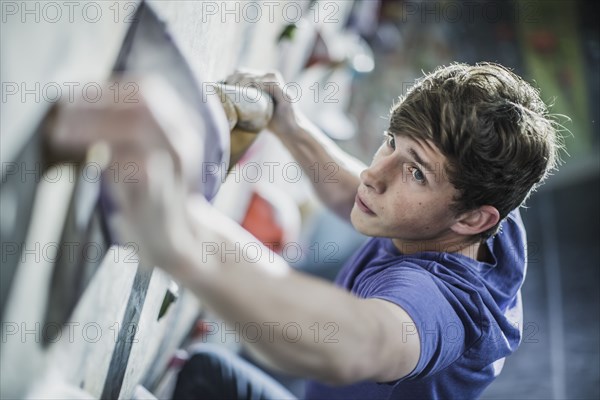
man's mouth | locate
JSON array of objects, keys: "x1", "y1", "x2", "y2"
[{"x1": 355, "y1": 194, "x2": 376, "y2": 215}]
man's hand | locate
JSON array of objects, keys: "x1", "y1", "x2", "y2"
[
  {"x1": 45, "y1": 75, "x2": 205, "y2": 193},
  {"x1": 44, "y1": 75, "x2": 213, "y2": 270},
  {"x1": 225, "y1": 70, "x2": 307, "y2": 140},
  {"x1": 226, "y1": 69, "x2": 365, "y2": 221}
]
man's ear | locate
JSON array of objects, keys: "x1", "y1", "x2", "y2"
[{"x1": 450, "y1": 206, "x2": 500, "y2": 236}]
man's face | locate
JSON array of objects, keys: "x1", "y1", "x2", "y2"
[{"x1": 350, "y1": 132, "x2": 462, "y2": 251}]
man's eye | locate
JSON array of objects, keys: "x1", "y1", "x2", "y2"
[
  {"x1": 385, "y1": 134, "x2": 396, "y2": 150},
  {"x1": 410, "y1": 167, "x2": 426, "y2": 184}
]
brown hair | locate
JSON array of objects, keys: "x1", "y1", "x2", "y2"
[{"x1": 390, "y1": 62, "x2": 563, "y2": 239}]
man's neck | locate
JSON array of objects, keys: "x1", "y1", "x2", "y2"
[{"x1": 391, "y1": 237, "x2": 485, "y2": 261}]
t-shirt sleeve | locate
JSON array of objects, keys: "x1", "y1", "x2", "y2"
[{"x1": 352, "y1": 263, "x2": 481, "y2": 381}]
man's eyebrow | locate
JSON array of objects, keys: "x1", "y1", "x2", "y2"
[{"x1": 407, "y1": 147, "x2": 434, "y2": 172}]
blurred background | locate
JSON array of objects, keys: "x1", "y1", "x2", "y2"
[
  {"x1": 263, "y1": 1, "x2": 600, "y2": 397},
  {"x1": 338, "y1": 1, "x2": 599, "y2": 398},
  {"x1": 299, "y1": 0, "x2": 600, "y2": 398},
  {"x1": 1, "y1": 0, "x2": 598, "y2": 398}
]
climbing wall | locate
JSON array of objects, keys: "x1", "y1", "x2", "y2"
[{"x1": 0, "y1": 1, "x2": 335, "y2": 398}]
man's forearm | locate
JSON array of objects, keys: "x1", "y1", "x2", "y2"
[
  {"x1": 171, "y1": 208, "x2": 379, "y2": 383},
  {"x1": 276, "y1": 115, "x2": 365, "y2": 221}
]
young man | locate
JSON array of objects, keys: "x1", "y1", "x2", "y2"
[{"x1": 106, "y1": 63, "x2": 560, "y2": 398}]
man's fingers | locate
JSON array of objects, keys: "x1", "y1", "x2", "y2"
[
  {"x1": 45, "y1": 76, "x2": 202, "y2": 190},
  {"x1": 225, "y1": 69, "x2": 282, "y2": 87},
  {"x1": 225, "y1": 68, "x2": 264, "y2": 84},
  {"x1": 223, "y1": 70, "x2": 293, "y2": 108}
]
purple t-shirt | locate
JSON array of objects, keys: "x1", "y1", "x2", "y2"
[{"x1": 305, "y1": 210, "x2": 526, "y2": 399}]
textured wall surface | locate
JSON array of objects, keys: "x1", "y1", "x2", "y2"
[{"x1": 0, "y1": 1, "x2": 299, "y2": 398}]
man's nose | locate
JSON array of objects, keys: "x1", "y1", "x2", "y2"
[{"x1": 360, "y1": 159, "x2": 389, "y2": 194}]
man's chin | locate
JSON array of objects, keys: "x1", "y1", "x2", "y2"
[{"x1": 350, "y1": 209, "x2": 374, "y2": 236}]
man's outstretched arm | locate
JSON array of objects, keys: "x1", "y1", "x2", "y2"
[
  {"x1": 48, "y1": 75, "x2": 418, "y2": 385},
  {"x1": 114, "y1": 167, "x2": 420, "y2": 384},
  {"x1": 226, "y1": 71, "x2": 366, "y2": 222}
]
